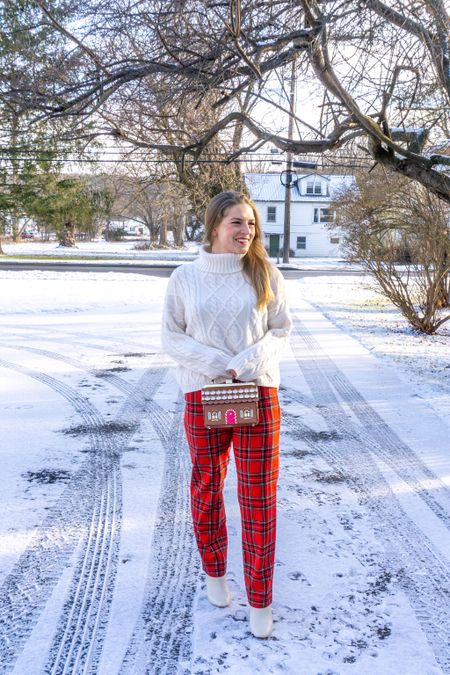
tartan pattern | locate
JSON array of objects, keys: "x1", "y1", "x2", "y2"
[{"x1": 184, "y1": 386, "x2": 280, "y2": 608}]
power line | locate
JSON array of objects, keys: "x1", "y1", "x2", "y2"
[
  {"x1": 0, "y1": 147, "x2": 372, "y2": 163},
  {"x1": 0, "y1": 155, "x2": 370, "y2": 169},
  {"x1": 0, "y1": 147, "x2": 369, "y2": 159}
]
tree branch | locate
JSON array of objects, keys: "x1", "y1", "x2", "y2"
[
  {"x1": 369, "y1": 137, "x2": 450, "y2": 204},
  {"x1": 365, "y1": 0, "x2": 450, "y2": 99},
  {"x1": 33, "y1": 0, "x2": 105, "y2": 71}
]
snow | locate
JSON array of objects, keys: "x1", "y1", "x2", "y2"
[
  {"x1": 298, "y1": 275, "x2": 450, "y2": 422},
  {"x1": 245, "y1": 172, "x2": 355, "y2": 202},
  {"x1": 0, "y1": 267, "x2": 449, "y2": 674},
  {"x1": 2, "y1": 239, "x2": 199, "y2": 263}
]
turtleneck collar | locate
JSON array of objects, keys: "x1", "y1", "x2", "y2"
[{"x1": 196, "y1": 244, "x2": 245, "y2": 274}]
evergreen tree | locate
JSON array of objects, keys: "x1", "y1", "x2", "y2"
[{"x1": 0, "y1": 0, "x2": 81, "y2": 248}]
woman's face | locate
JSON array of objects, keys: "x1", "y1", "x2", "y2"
[{"x1": 211, "y1": 203, "x2": 256, "y2": 255}]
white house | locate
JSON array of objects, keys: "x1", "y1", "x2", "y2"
[
  {"x1": 245, "y1": 172, "x2": 355, "y2": 257},
  {"x1": 108, "y1": 217, "x2": 149, "y2": 237}
]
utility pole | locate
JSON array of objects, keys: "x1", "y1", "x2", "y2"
[{"x1": 283, "y1": 60, "x2": 296, "y2": 264}]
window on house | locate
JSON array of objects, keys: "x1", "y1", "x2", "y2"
[
  {"x1": 297, "y1": 236, "x2": 306, "y2": 249},
  {"x1": 306, "y1": 181, "x2": 322, "y2": 195},
  {"x1": 313, "y1": 208, "x2": 334, "y2": 223},
  {"x1": 267, "y1": 206, "x2": 277, "y2": 222},
  {"x1": 330, "y1": 236, "x2": 340, "y2": 244}
]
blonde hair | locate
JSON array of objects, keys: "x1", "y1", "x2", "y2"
[{"x1": 203, "y1": 191, "x2": 275, "y2": 309}]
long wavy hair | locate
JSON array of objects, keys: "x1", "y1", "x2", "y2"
[{"x1": 203, "y1": 191, "x2": 275, "y2": 309}]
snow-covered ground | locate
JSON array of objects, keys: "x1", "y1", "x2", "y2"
[
  {"x1": 298, "y1": 275, "x2": 450, "y2": 422},
  {"x1": 1, "y1": 239, "x2": 199, "y2": 263},
  {"x1": 2, "y1": 239, "x2": 362, "y2": 271},
  {"x1": 0, "y1": 267, "x2": 449, "y2": 675}
]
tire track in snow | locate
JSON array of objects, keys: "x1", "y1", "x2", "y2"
[
  {"x1": 120, "y1": 395, "x2": 200, "y2": 675},
  {"x1": 288, "y1": 312, "x2": 450, "y2": 672},
  {"x1": 43, "y1": 365, "x2": 167, "y2": 675},
  {"x1": 0, "y1": 343, "x2": 155, "y2": 385},
  {"x1": 0, "y1": 324, "x2": 153, "y2": 355},
  {"x1": 0, "y1": 357, "x2": 112, "y2": 674},
  {"x1": 293, "y1": 316, "x2": 450, "y2": 522},
  {"x1": 0, "y1": 356, "x2": 166, "y2": 674},
  {"x1": 15, "y1": 345, "x2": 198, "y2": 671}
]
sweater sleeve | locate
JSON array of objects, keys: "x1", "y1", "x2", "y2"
[
  {"x1": 161, "y1": 271, "x2": 233, "y2": 380},
  {"x1": 226, "y1": 268, "x2": 292, "y2": 381}
]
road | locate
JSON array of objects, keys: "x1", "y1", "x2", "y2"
[{"x1": 0, "y1": 260, "x2": 364, "y2": 278}]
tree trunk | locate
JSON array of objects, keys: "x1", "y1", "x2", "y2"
[
  {"x1": 10, "y1": 113, "x2": 20, "y2": 242},
  {"x1": 159, "y1": 219, "x2": 168, "y2": 247},
  {"x1": 59, "y1": 220, "x2": 77, "y2": 247},
  {"x1": 435, "y1": 274, "x2": 450, "y2": 309},
  {"x1": 173, "y1": 214, "x2": 185, "y2": 247},
  {"x1": 12, "y1": 216, "x2": 20, "y2": 242}
]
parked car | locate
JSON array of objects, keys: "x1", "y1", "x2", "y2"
[{"x1": 20, "y1": 232, "x2": 35, "y2": 239}]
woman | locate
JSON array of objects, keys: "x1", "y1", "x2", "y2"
[{"x1": 161, "y1": 191, "x2": 292, "y2": 638}]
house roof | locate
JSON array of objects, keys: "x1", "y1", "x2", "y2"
[
  {"x1": 301, "y1": 173, "x2": 331, "y2": 182},
  {"x1": 245, "y1": 172, "x2": 355, "y2": 202},
  {"x1": 426, "y1": 140, "x2": 450, "y2": 172},
  {"x1": 427, "y1": 139, "x2": 450, "y2": 156}
]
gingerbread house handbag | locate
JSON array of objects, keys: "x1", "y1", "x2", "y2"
[{"x1": 201, "y1": 380, "x2": 259, "y2": 429}]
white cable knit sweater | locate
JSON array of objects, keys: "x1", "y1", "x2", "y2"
[{"x1": 161, "y1": 245, "x2": 292, "y2": 393}]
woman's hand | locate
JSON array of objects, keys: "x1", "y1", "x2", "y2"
[{"x1": 226, "y1": 369, "x2": 238, "y2": 379}]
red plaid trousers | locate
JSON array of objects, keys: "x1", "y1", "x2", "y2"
[{"x1": 184, "y1": 386, "x2": 280, "y2": 608}]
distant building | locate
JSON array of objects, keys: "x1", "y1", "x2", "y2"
[
  {"x1": 108, "y1": 217, "x2": 149, "y2": 236},
  {"x1": 245, "y1": 172, "x2": 355, "y2": 257}
]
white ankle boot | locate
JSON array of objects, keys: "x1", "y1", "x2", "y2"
[
  {"x1": 249, "y1": 605, "x2": 273, "y2": 638},
  {"x1": 206, "y1": 574, "x2": 231, "y2": 607}
]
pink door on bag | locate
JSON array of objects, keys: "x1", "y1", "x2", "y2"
[{"x1": 226, "y1": 409, "x2": 237, "y2": 425}]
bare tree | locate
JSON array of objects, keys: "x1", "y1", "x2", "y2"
[
  {"x1": 142, "y1": 182, "x2": 190, "y2": 248},
  {"x1": 97, "y1": 79, "x2": 249, "y2": 219},
  {"x1": 91, "y1": 172, "x2": 161, "y2": 241},
  {"x1": 331, "y1": 169, "x2": 450, "y2": 334},
  {"x1": 1, "y1": 1, "x2": 449, "y2": 200},
  {"x1": 91, "y1": 169, "x2": 191, "y2": 246}
]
